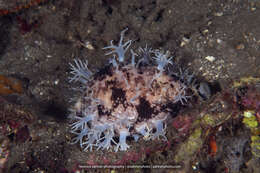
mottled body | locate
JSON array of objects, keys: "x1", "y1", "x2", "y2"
[{"x1": 69, "y1": 29, "x2": 191, "y2": 151}]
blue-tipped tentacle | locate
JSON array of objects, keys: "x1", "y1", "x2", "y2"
[
  {"x1": 137, "y1": 44, "x2": 153, "y2": 67},
  {"x1": 97, "y1": 129, "x2": 116, "y2": 150},
  {"x1": 149, "y1": 117, "x2": 167, "y2": 141},
  {"x1": 115, "y1": 128, "x2": 130, "y2": 152},
  {"x1": 173, "y1": 85, "x2": 191, "y2": 105},
  {"x1": 109, "y1": 55, "x2": 119, "y2": 70},
  {"x1": 69, "y1": 59, "x2": 93, "y2": 84},
  {"x1": 82, "y1": 129, "x2": 100, "y2": 152},
  {"x1": 152, "y1": 50, "x2": 173, "y2": 72},
  {"x1": 103, "y1": 28, "x2": 132, "y2": 62},
  {"x1": 70, "y1": 108, "x2": 97, "y2": 132},
  {"x1": 130, "y1": 49, "x2": 137, "y2": 67},
  {"x1": 135, "y1": 123, "x2": 151, "y2": 140},
  {"x1": 71, "y1": 128, "x2": 89, "y2": 146}
]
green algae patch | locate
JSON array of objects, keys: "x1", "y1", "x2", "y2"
[
  {"x1": 243, "y1": 115, "x2": 258, "y2": 128},
  {"x1": 251, "y1": 135, "x2": 260, "y2": 157},
  {"x1": 232, "y1": 76, "x2": 260, "y2": 88},
  {"x1": 242, "y1": 110, "x2": 260, "y2": 158},
  {"x1": 201, "y1": 112, "x2": 231, "y2": 128},
  {"x1": 243, "y1": 110, "x2": 258, "y2": 128},
  {"x1": 174, "y1": 127, "x2": 203, "y2": 163},
  {"x1": 201, "y1": 114, "x2": 215, "y2": 127}
]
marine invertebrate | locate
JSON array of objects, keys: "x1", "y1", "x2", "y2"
[
  {"x1": 152, "y1": 50, "x2": 174, "y2": 73},
  {"x1": 102, "y1": 28, "x2": 132, "y2": 62},
  {"x1": 69, "y1": 28, "x2": 193, "y2": 152}
]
